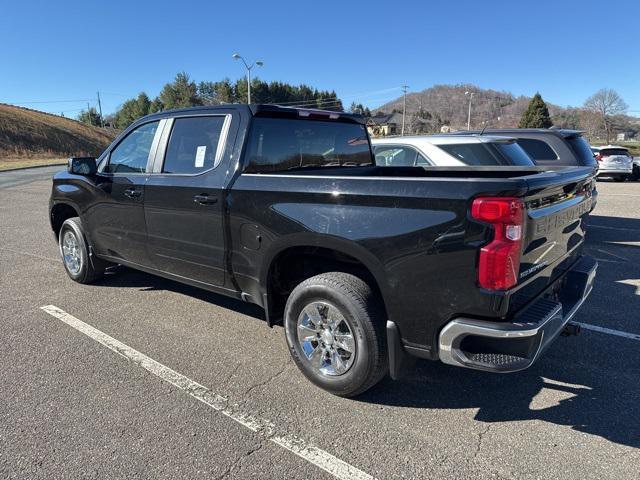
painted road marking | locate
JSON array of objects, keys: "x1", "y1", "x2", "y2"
[
  {"x1": 40, "y1": 305, "x2": 374, "y2": 480},
  {"x1": 596, "y1": 193, "x2": 640, "y2": 197},
  {"x1": 587, "y1": 224, "x2": 640, "y2": 233},
  {"x1": 1, "y1": 247, "x2": 58, "y2": 263},
  {"x1": 595, "y1": 248, "x2": 628, "y2": 261},
  {"x1": 576, "y1": 322, "x2": 640, "y2": 341}
]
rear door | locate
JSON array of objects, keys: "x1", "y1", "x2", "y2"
[
  {"x1": 143, "y1": 113, "x2": 233, "y2": 286},
  {"x1": 86, "y1": 120, "x2": 162, "y2": 263}
]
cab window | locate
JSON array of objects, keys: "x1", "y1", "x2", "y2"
[
  {"x1": 105, "y1": 121, "x2": 159, "y2": 173},
  {"x1": 162, "y1": 116, "x2": 227, "y2": 174}
]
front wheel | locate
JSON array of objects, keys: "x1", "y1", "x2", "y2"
[
  {"x1": 59, "y1": 217, "x2": 108, "y2": 284},
  {"x1": 284, "y1": 272, "x2": 388, "y2": 397}
]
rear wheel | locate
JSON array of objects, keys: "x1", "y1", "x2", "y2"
[
  {"x1": 59, "y1": 217, "x2": 108, "y2": 283},
  {"x1": 284, "y1": 272, "x2": 387, "y2": 397}
]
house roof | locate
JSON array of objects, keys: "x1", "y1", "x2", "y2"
[{"x1": 369, "y1": 112, "x2": 404, "y2": 125}]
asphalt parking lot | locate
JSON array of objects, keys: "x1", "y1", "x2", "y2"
[{"x1": 1, "y1": 166, "x2": 639, "y2": 479}]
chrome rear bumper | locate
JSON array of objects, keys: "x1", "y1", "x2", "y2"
[{"x1": 438, "y1": 256, "x2": 597, "y2": 372}]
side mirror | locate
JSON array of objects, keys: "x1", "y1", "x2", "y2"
[{"x1": 68, "y1": 157, "x2": 97, "y2": 175}]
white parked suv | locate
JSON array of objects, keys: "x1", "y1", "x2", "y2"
[
  {"x1": 594, "y1": 145, "x2": 633, "y2": 181},
  {"x1": 371, "y1": 135, "x2": 535, "y2": 167}
]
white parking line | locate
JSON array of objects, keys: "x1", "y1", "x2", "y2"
[
  {"x1": 587, "y1": 224, "x2": 640, "y2": 233},
  {"x1": 40, "y1": 305, "x2": 374, "y2": 480},
  {"x1": 1, "y1": 247, "x2": 58, "y2": 263},
  {"x1": 595, "y1": 248, "x2": 628, "y2": 261},
  {"x1": 598, "y1": 193, "x2": 640, "y2": 197},
  {"x1": 576, "y1": 322, "x2": 640, "y2": 341}
]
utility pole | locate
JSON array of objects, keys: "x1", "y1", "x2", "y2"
[
  {"x1": 465, "y1": 91, "x2": 475, "y2": 130},
  {"x1": 401, "y1": 85, "x2": 409, "y2": 136},
  {"x1": 96, "y1": 91, "x2": 104, "y2": 127}
]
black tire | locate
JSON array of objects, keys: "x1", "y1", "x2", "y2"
[
  {"x1": 632, "y1": 166, "x2": 640, "y2": 181},
  {"x1": 58, "y1": 217, "x2": 108, "y2": 284},
  {"x1": 284, "y1": 272, "x2": 388, "y2": 397}
]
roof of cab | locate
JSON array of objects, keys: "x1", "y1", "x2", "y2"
[{"x1": 143, "y1": 104, "x2": 366, "y2": 124}]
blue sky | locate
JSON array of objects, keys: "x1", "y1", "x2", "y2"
[{"x1": 1, "y1": 0, "x2": 638, "y2": 116}]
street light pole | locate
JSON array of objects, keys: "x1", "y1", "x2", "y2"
[
  {"x1": 401, "y1": 85, "x2": 409, "y2": 136},
  {"x1": 465, "y1": 91, "x2": 474, "y2": 130},
  {"x1": 232, "y1": 53, "x2": 263, "y2": 104}
]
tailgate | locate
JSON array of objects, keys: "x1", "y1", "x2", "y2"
[{"x1": 518, "y1": 168, "x2": 595, "y2": 283}]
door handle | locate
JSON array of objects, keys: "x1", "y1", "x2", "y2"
[
  {"x1": 193, "y1": 194, "x2": 218, "y2": 205},
  {"x1": 124, "y1": 188, "x2": 142, "y2": 198}
]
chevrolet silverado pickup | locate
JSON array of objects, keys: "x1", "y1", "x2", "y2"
[{"x1": 49, "y1": 105, "x2": 598, "y2": 397}]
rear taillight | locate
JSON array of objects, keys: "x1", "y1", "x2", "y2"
[
  {"x1": 595, "y1": 154, "x2": 602, "y2": 162},
  {"x1": 471, "y1": 197, "x2": 525, "y2": 290}
]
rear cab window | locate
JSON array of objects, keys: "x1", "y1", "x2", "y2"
[
  {"x1": 437, "y1": 141, "x2": 533, "y2": 166},
  {"x1": 162, "y1": 116, "x2": 228, "y2": 174},
  {"x1": 244, "y1": 118, "x2": 373, "y2": 173}
]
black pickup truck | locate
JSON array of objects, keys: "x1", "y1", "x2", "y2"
[{"x1": 50, "y1": 105, "x2": 597, "y2": 397}]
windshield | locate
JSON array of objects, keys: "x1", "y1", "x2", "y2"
[
  {"x1": 244, "y1": 117, "x2": 373, "y2": 173},
  {"x1": 437, "y1": 141, "x2": 534, "y2": 166}
]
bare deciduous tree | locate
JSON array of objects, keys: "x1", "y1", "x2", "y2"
[{"x1": 584, "y1": 88, "x2": 628, "y2": 142}]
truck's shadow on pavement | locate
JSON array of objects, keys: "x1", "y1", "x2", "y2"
[
  {"x1": 96, "y1": 268, "x2": 266, "y2": 321},
  {"x1": 94, "y1": 214, "x2": 639, "y2": 450},
  {"x1": 358, "y1": 356, "x2": 639, "y2": 449}
]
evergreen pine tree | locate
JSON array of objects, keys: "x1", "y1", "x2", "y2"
[{"x1": 519, "y1": 93, "x2": 553, "y2": 128}]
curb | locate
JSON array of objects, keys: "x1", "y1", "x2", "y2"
[{"x1": 0, "y1": 162, "x2": 67, "y2": 173}]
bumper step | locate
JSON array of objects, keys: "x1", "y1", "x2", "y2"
[{"x1": 438, "y1": 256, "x2": 597, "y2": 373}]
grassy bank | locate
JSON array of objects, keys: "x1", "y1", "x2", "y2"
[{"x1": 0, "y1": 157, "x2": 67, "y2": 171}]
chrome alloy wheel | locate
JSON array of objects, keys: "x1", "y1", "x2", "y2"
[
  {"x1": 296, "y1": 301, "x2": 356, "y2": 376},
  {"x1": 61, "y1": 230, "x2": 82, "y2": 275}
]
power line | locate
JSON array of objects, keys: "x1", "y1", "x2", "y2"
[
  {"x1": 3, "y1": 98, "x2": 95, "y2": 105},
  {"x1": 264, "y1": 97, "x2": 340, "y2": 106},
  {"x1": 275, "y1": 100, "x2": 344, "y2": 109},
  {"x1": 260, "y1": 86, "x2": 404, "y2": 107}
]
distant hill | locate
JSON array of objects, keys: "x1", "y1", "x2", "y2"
[
  {"x1": 0, "y1": 103, "x2": 116, "y2": 159},
  {"x1": 373, "y1": 84, "x2": 567, "y2": 130},
  {"x1": 372, "y1": 84, "x2": 640, "y2": 141}
]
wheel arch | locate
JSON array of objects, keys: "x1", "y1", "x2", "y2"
[
  {"x1": 50, "y1": 202, "x2": 81, "y2": 238},
  {"x1": 259, "y1": 234, "x2": 391, "y2": 325}
]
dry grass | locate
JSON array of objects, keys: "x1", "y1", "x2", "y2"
[
  {"x1": 0, "y1": 103, "x2": 116, "y2": 160},
  {"x1": 0, "y1": 157, "x2": 67, "y2": 171}
]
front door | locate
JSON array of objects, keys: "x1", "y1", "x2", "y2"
[
  {"x1": 85, "y1": 120, "x2": 161, "y2": 264},
  {"x1": 143, "y1": 114, "x2": 231, "y2": 286}
]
